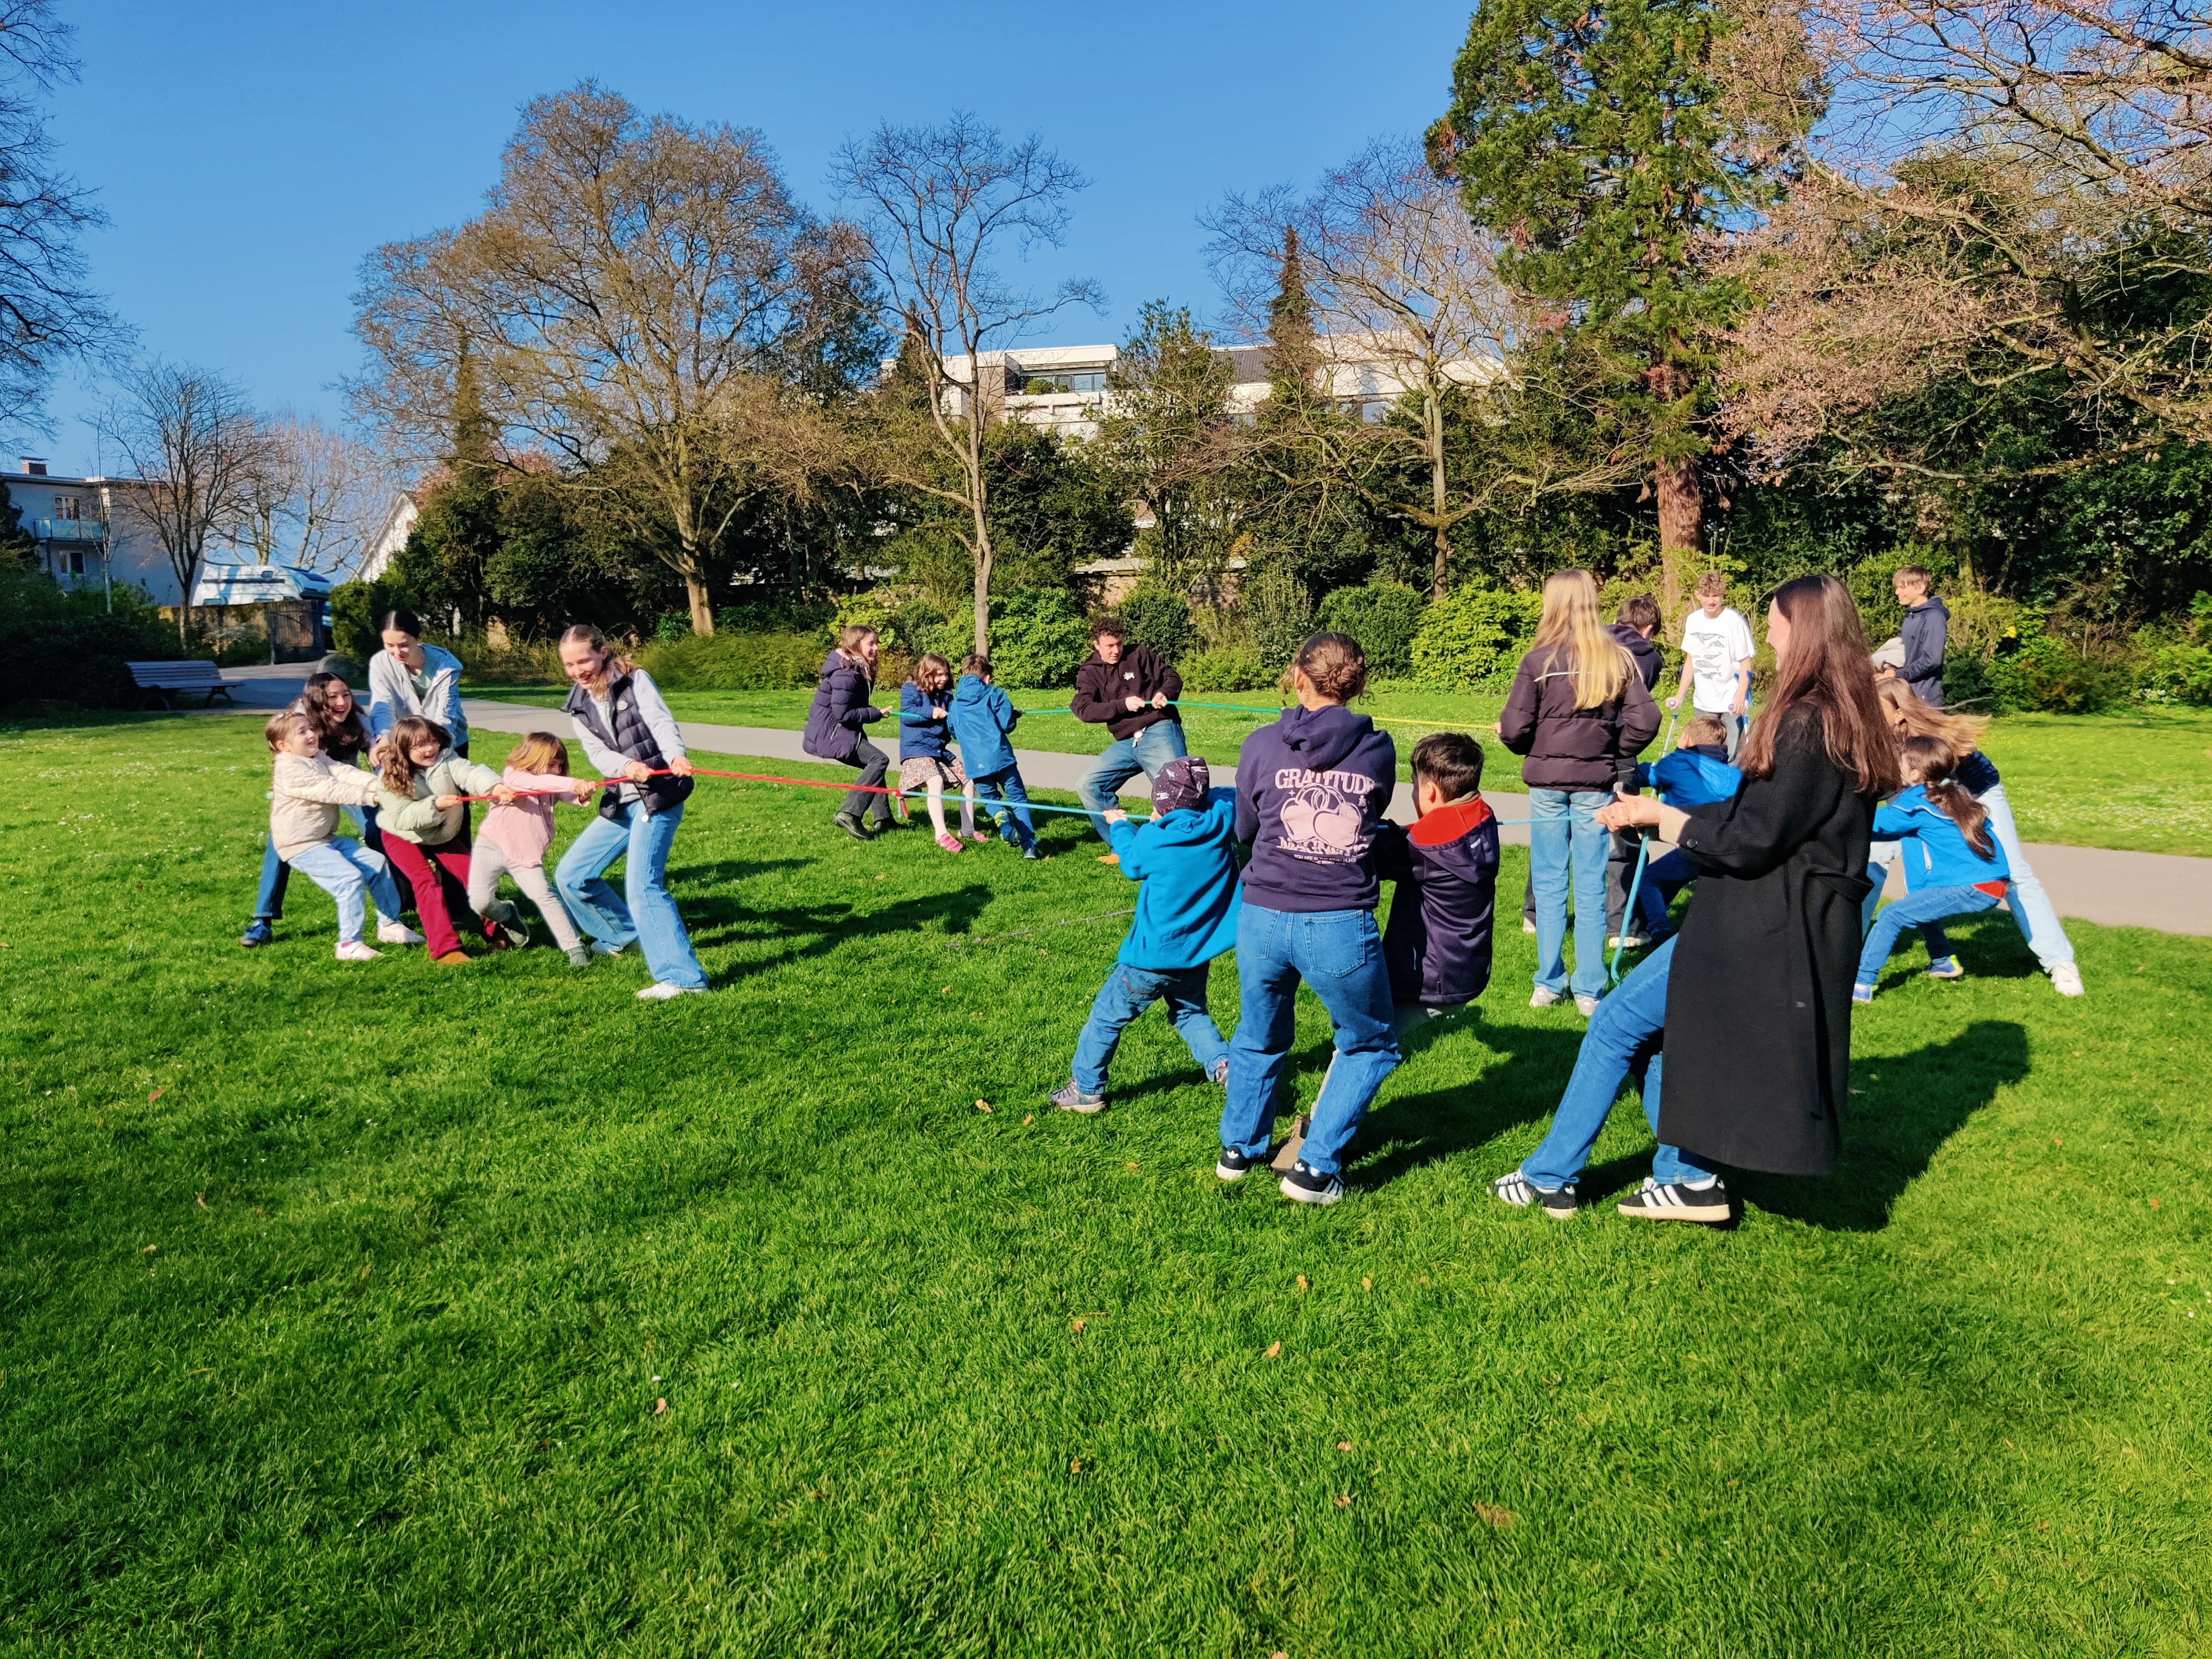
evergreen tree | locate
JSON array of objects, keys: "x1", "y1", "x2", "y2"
[
  {"x1": 389, "y1": 353, "x2": 503, "y2": 631},
  {"x1": 1432, "y1": 0, "x2": 1799, "y2": 614},
  {"x1": 0, "y1": 478, "x2": 38, "y2": 569}
]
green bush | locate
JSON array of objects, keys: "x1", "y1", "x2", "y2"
[
  {"x1": 1178, "y1": 645, "x2": 1268, "y2": 693},
  {"x1": 2138, "y1": 641, "x2": 2212, "y2": 705},
  {"x1": 451, "y1": 632, "x2": 566, "y2": 685},
  {"x1": 1241, "y1": 565, "x2": 1316, "y2": 674},
  {"x1": 985, "y1": 588, "x2": 1092, "y2": 688},
  {"x1": 1986, "y1": 630, "x2": 2131, "y2": 713},
  {"x1": 1114, "y1": 586, "x2": 1198, "y2": 664},
  {"x1": 0, "y1": 569, "x2": 183, "y2": 709},
  {"x1": 1410, "y1": 585, "x2": 1542, "y2": 690},
  {"x1": 654, "y1": 611, "x2": 692, "y2": 643},
  {"x1": 1316, "y1": 583, "x2": 1426, "y2": 679},
  {"x1": 640, "y1": 629, "x2": 827, "y2": 691}
]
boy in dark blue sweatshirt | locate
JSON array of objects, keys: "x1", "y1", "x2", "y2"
[
  {"x1": 1219, "y1": 634, "x2": 1400, "y2": 1206},
  {"x1": 1049, "y1": 758, "x2": 1240, "y2": 1113},
  {"x1": 1373, "y1": 731, "x2": 1499, "y2": 1031}
]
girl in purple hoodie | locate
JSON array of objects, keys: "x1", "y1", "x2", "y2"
[{"x1": 1217, "y1": 632, "x2": 1400, "y2": 1206}]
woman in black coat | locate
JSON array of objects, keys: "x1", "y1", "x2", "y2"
[
  {"x1": 802, "y1": 626, "x2": 891, "y2": 839},
  {"x1": 1597, "y1": 573, "x2": 1902, "y2": 1186}
]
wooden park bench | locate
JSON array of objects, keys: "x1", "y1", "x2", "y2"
[{"x1": 127, "y1": 660, "x2": 242, "y2": 711}]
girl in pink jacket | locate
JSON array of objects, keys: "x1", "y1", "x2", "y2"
[{"x1": 465, "y1": 732, "x2": 597, "y2": 964}]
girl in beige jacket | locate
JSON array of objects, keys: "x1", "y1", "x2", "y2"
[{"x1": 265, "y1": 709, "x2": 413, "y2": 961}]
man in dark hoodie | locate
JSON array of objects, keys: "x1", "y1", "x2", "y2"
[
  {"x1": 1071, "y1": 617, "x2": 1187, "y2": 857},
  {"x1": 1218, "y1": 633, "x2": 1399, "y2": 1207},
  {"x1": 1893, "y1": 565, "x2": 1949, "y2": 705}
]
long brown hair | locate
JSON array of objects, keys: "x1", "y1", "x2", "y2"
[
  {"x1": 299, "y1": 671, "x2": 370, "y2": 756},
  {"x1": 911, "y1": 651, "x2": 952, "y2": 693},
  {"x1": 1530, "y1": 568, "x2": 1632, "y2": 708},
  {"x1": 1903, "y1": 733, "x2": 1995, "y2": 859},
  {"x1": 1876, "y1": 677, "x2": 1989, "y2": 754},
  {"x1": 1738, "y1": 573, "x2": 1903, "y2": 797},
  {"x1": 380, "y1": 715, "x2": 451, "y2": 795}
]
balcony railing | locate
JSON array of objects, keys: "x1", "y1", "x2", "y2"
[{"x1": 33, "y1": 518, "x2": 105, "y2": 542}]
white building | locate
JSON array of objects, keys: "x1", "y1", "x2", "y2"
[
  {"x1": 357, "y1": 489, "x2": 418, "y2": 583},
  {"x1": 2, "y1": 459, "x2": 174, "y2": 602}
]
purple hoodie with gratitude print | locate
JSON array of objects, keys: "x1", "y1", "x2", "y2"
[{"x1": 1234, "y1": 702, "x2": 1398, "y2": 914}]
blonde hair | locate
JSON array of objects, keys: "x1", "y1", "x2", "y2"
[
  {"x1": 1876, "y1": 677, "x2": 1987, "y2": 753},
  {"x1": 1530, "y1": 569, "x2": 1632, "y2": 709},
  {"x1": 264, "y1": 709, "x2": 315, "y2": 752},
  {"x1": 559, "y1": 623, "x2": 633, "y2": 682},
  {"x1": 912, "y1": 651, "x2": 953, "y2": 693},
  {"x1": 1679, "y1": 714, "x2": 1729, "y2": 749},
  {"x1": 505, "y1": 731, "x2": 571, "y2": 776}
]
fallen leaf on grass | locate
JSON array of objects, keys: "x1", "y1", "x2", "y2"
[
  {"x1": 1070, "y1": 1318, "x2": 1086, "y2": 1334},
  {"x1": 2151, "y1": 1197, "x2": 2162, "y2": 1209},
  {"x1": 1473, "y1": 1502, "x2": 1514, "y2": 1528},
  {"x1": 1337, "y1": 1441, "x2": 1352, "y2": 1452},
  {"x1": 1265, "y1": 1341, "x2": 1281, "y2": 1359},
  {"x1": 1070, "y1": 1458, "x2": 1082, "y2": 1472},
  {"x1": 875, "y1": 874, "x2": 886, "y2": 882},
  {"x1": 148, "y1": 1088, "x2": 164, "y2": 1103},
  {"x1": 2052, "y1": 1136, "x2": 2064, "y2": 1148},
  {"x1": 140, "y1": 1244, "x2": 156, "y2": 1254},
  {"x1": 1022, "y1": 1114, "x2": 1034, "y2": 1125},
  {"x1": 1124, "y1": 1160, "x2": 1138, "y2": 1171},
  {"x1": 195, "y1": 1192, "x2": 208, "y2": 1209},
  {"x1": 974, "y1": 1099, "x2": 993, "y2": 1114},
  {"x1": 940, "y1": 985, "x2": 952, "y2": 994},
  {"x1": 654, "y1": 1398, "x2": 667, "y2": 1416},
  {"x1": 1334, "y1": 1494, "x2": 1352, "y2": 1507},
  {"x1": 1296, "y1": 1274, "x2": 1309, "y2": 1292},
  {"x1": 1361, "y1": 1277, "x2": 1371, "y2": 1291}
]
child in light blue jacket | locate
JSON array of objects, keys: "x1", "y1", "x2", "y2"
[
  {"x1": 1855, "y1": 734, "x2": 2012, "y2": 1000},
  {"x1": 1049, "y1": 758, "x2": 1239, "y2": 1113},
  {"x1": 947, "y1": 655, "x2": 1038, "y2": 857}
]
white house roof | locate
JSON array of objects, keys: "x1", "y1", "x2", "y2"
[{"x1": 191, "y1": 564, "x2": 336, "y2": 606}]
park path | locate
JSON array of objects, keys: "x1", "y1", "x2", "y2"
[{"x1": 207, "y1": 672, "x2": 2212, "y2": 937}]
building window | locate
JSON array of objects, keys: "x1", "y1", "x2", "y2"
[
  {"x1": 1014, "y1": 369, "x2": 1106, "y2": 395},
  {"x1": 54, "y1": 495, "x2": 78, "y2": 520}
]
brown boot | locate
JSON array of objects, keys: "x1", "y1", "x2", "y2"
[{"x1": 432, "y1": 950, "x2": 472, "y2": 966}]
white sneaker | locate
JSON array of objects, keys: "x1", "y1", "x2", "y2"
[
  {"x1": 335, "y1": 940, "x2": 383, "y2": 962},
  {"x1": 591, "y1": 941, "x2": 628, "y2": 957},
  {"x1": 1521, "y1": 917, "x2": 1538, "y2": 934},
  {"x1": 1574, "y1": 994, "x2": 1602, "y2": 1018},
  {"x1": 2049, "y1": 961, "x2": 2085, "y2": 997},
  {"x1": 1530, "y1": 987, "x2": 1563, "y2": 1009},
  {"x1": 375, "y1": 920, "x2": 424, "y2": 945},
  {"x1": 635, "y1": 982, "x2": 706, "y2": 1001}
]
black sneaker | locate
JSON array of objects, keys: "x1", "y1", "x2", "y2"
[
  {"x1": 1048, "y1": 1081, "x2": 1105, "y2": 1115},
  {"x1": 832, "y1": 811, "x2": 874, "y2": 842},
  {"x1": 1490, "y1": 1170, "x2": 1578, "y2": 1219},
  {"x1": 1279, "y1": 1159, "x2": 1344, "y2": 1206},
  {"x1": 1616, "y1": 1175, "x2": 1731, "y2": 1224},
  {"x1": 1215, "y1": 1146, "x2": 1267, "y2": 1181}
]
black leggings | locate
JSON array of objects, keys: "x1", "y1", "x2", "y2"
[{"x1": 841, "y1": 737, "x2": 890, "y2": 823}]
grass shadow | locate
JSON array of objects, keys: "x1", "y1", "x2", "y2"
[
  {"x1": 679, "y1": 883, "x2": 1000, "y2": 984},
  {"x1": 1735, "y1": 1018, "x2": 2032, "y2": 1231},
  {"x1": 1348, "y1": 1017, "x2": 1595, "y2": 1190}
]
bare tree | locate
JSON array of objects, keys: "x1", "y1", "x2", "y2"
[
  {"x1": 0, "y1": 2, "x2": 118, "y2": 430},
  {"x1": 98, "y1": 362, "x2": 257, "y2": 644},
  {"x1": 233, "y1": 412, "x2": 393, "y2": 575},
  {"x1": 353, "y1": 82, "x2": 870, "y2": 634},
  {"x1": 834, "y1": 113, "x2": 1099, "y2": 654}
]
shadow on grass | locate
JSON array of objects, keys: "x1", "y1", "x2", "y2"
[
  {"x1": 680, "y1": 881, "x2": 1001, "y2": 985},
  {"x1": 1735, "y1": 1018, "x2": 2032, "y2": 1231},
  {"x1": 1347, "y1": 1017, "x2": 1594, "y2": 1191}
]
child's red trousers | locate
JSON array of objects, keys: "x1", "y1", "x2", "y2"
[{"x1": 382, "y1": 830, "x2": 497, "y2": 957}]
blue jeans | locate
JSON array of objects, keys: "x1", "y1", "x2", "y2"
[
  {"x1": 288, "y1": 838, "x2": 405, "y2": 943},
  {"x1": 253, "y1": 805, "x2": 382, "y2": 920},
  {"x1": 1070, "y1": 961, "x2": 1227, "y2": 1094},
  {"x1": 1221, "y1": 905, "x2": 1400, "y2": 1178},
  {"x1": 1077, "y1": 721, "x2": 1187, "y2": 842},
  {"x1": 1631, "y1": 848, "x2": 1698, "y2": 937},
  {"x1": 1521, "y1": 936, "x2": 1712, "y2": 1188},
  {"x1": 1981, "y1": 782, "x2": 2074, "y2": 967},
  {"x1": 1530, "y1": 788, "x2": 1611, "y2": 998},
  {"x1": 555, "y1": 801, "x2": 708, "y2": 990},
  {"x1": 1857, "y1": 883, "x2": 2001, "y2": 987},
  {"x1": 971, "y1": 768, "x2": 1036, "y2": 848}
]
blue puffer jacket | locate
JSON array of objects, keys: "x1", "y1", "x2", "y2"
[
  {"x1": 1105, "y1": 789, "x2": 1242, "y2": 971},
  {"x1": 947, "y1": 675, "x2": 1020, "y2": 777},
  {"x1": 899, "y1": 680, "x2": 953, "y2": 761},
  {"x1": 1875, "y1": 786, "x2": 2011, "y2": 889},
  {"x1": 802, "y1": 651, "x2": 880, "y2": 762},
  {"x1": 1636, "y1": 748, "x2": 1743, "y2": 809}
]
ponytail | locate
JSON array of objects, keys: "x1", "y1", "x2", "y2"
[{"x1": 1903, "y1": 734, "x2": 1994, "y2": 859}]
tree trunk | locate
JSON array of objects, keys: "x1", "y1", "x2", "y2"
[
  {"x1": 1428, "y1": 395, "x2": 1451, "y2": 599},
  {"x1": 1655, "y1": 453, "x2": 1702, "y2": 623},
  {"x1": 685, "y1": 570, "x2": 715, "y2": 636},
  {"x1": 972, "y1": 542, "x2": 992, "y2": 659}
]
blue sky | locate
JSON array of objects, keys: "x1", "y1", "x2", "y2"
[{"x1": 32, "y1": 0, "x2": 1473, "y2": 474}]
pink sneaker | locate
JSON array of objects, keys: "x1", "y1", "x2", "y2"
[
  {"x1": 966, "y1": 830, "x2": 990, "y2": 844},
  {"x1": 935, "y1": 831, "x2": 964, "y2": 853}
]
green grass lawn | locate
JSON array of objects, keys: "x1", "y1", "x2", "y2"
[
  {"x1": 467, "y1": 681, "x2": 2212, "y2": 858},
  {"x1": 4, "y1": 712, "x2": 2208, "y2": 1655}
]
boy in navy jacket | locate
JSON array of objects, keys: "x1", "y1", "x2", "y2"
[
  {"x1": 947, "y1": 655, "x2": 1039, "y2": 858},
  {"x1": 1050, "y1": 758, "x2": 1240, "y2": 1113},
  {"x1": 1373, "y1": 732, "x2": 1500, "y2": 1030}
]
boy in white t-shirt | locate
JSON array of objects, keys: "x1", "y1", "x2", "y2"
[{"x1": 1668, "y1": 571, "x2": 1756, "y2": 758}]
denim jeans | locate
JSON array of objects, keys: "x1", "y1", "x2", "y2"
[
  {"x1": 1220, "y1": 905, "x2": 1400, "y2": 1178},
  {"x1": 1981, "y1": 782, "x2": 2075, "y2": 967},
  {"x1": 1529, "y1": 788, "x2": 1611, "y2": 998},
  {"x1": 253, "y1": 804, "x2": 381, "y2": 921},
  {"x1": 970, "y1": 768, "x2": 1036, "y2": 848},
  {"x1": 556, "y1": 801, "x2": 708, "y2": 990},
  {"x1": 1521, "y1": 937, "x2": 1713, "y2": 1188},
  {"x1": 1070, "y1": 961, "x2": 1227, "y2": 1094},
  {"x1": 1630, "y1": 848, "x2": 1698, "y2": 937},
  {"x1": 1077, "y1": 721, "x2": 1187, "y2": 842},
  {"x1": 288, "y1": 838, "x2": 405, "y2": 944},
  {"x1": 1857, "y1": 883, "x2": 2001, "y2": 987}
]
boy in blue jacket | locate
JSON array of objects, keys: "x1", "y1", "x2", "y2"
[
  {"x1": 1855, "y1": 733, "x2": 2011, "y2": 1000},
  {"x1": 1050, "y1": 758, "x2": 1239, "y2": 1113},
  {"x1": 1623, "y1": 714, "x2": 1741, "y2": 941},
  {"x1": 947, "y1": 655, "x2": 1039, "y2": 858},
  {"x1": 1372, "y1": 731, "x2": 1499, "y2": 1031}
]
